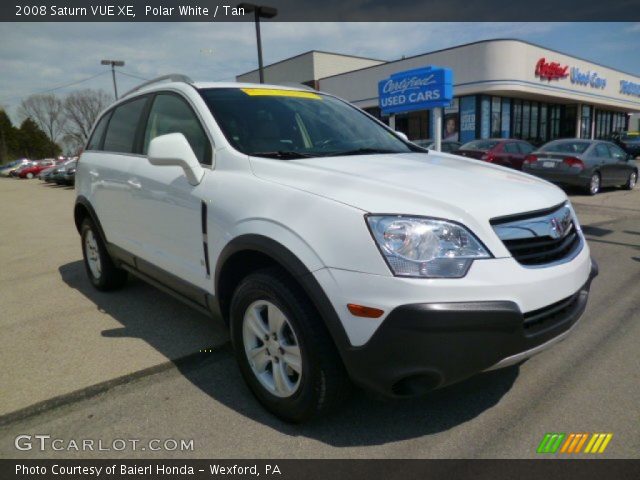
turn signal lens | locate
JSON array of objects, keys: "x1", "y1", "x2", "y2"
[{"x1": 347, "y1": 304, "x2": 384, "y2": 318}]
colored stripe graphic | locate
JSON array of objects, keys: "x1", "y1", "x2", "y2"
[
  {"x1": 539, "y1": 433, "x2": 612, "y2": 454},
  {"x1": 585, "y1": 433, "x2": 613, "y2": 454},
  {"x1": 560, "y1": 433, "x2": 589, "y2": 453},
  {"x1": 537, "y1": 433, "x2": 565, "y2": 453}
]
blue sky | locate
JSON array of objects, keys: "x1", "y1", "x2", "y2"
[{"x1": 1, "y1": 22, "x2": 639, "y2": 120}]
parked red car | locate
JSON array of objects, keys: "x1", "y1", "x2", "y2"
[
  {"x1": 17, "y1": 161, "x2": 55, "y2": 179},
  {"x1": 455, "y1": 139, "x2": 536, "y2": 170}
]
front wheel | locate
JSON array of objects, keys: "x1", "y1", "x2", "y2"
[
  {"x1": 587, "y1": 173, "x2": 601, "y2": 195},
  {"x1": 230, "y1": 268, "x2": 350, "y2": 422},
  {"x1": 81, "y1": 218, "x2": 128, "y2": 291},
  {"x1": 624, "y1": 171, "x2": 637, "y2": 190},
  {"x1": 26, "y1": 173, "x2": 34, "y2": 179}
]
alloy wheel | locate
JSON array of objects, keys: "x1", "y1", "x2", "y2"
[
  {"x1": 84, "y1": 229, "x2": 102, "y2": 280},
  {"x1": 242, "y1": 300, "x2": 302, "y2": 398},
  {"x1": 590, "y1": 174, "x2": 600, "y2": 195}
]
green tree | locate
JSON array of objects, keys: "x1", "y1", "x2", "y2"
[
  {"x1": 17, "y1": 118, "x2": 60, "y2": 159},
  {"x1": 0, "y1": 109, "x2": 19, "y2": 164}
]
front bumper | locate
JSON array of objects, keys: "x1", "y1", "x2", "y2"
[{"x1": 335, "y1": 258, "x2": 598, "y2": 397}]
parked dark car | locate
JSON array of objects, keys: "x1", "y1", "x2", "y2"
[
  {"x1": 455, "y1": 139, "x2": 535, "y2": 170},
  {"x1": 413, "y1": 139, "x2": 462, "y2": 153},
  {"x1": 44, "y1": 159, "x2": 75, "y2": 183},
  {"x1": 614, "y1": 132, "x2": 640, "y2": 158},
  {"x1": 522, "y1": 139, "x2": 638, "y2": 195},
  {"x1": 54, "y1": 160, "x2": 78, "y2": 186}
]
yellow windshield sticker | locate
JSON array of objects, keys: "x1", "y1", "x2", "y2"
[{"x1": 241, "y1": 88, "x2": 321, "y2": 100}]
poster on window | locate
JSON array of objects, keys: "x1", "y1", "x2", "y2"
[
  {"x1": 443, "y1": 98, "x2": 459, "y2": 141},
  {"x1": 459, "y1": 96, "x2": 476, "y2": 143}
]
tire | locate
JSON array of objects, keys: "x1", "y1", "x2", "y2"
[
  {"x1": 587, "y1": 172, "x2": 600, "y2": 195},
  {"x1": 80, "y1": 218, "x2": 127, "y2": 291},
  {"x1": 624, "y1": 171, "x2": 637, "y2": 190},
  {"x1": 230, "y1": 267, "x2": 350, "y2": 422}
]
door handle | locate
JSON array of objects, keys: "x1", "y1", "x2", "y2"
[
  {"x1": 89, "y1": 170, "x2": 99, "y2": 178},
  {"x1": 127, "y1": 179, "x2": 142, "y2": 189}
]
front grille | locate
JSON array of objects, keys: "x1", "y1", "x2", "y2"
[
  {"x1": 523, "y1": 290, "x2": 582, "y2": 334},
  {"x1": 492, "y1": 203, "x2": 583, "y2": 266}
]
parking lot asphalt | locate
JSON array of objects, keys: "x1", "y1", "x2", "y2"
[
  {"x1": 0, "y1": 178, "x2": 228, "y2": 419},
  {"x1": 1, "y1": 176, "x2": 639, "y2": 458}
]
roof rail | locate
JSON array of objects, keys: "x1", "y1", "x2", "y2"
[{"x1": 121, "y1": 74, "x2": 194, "y2": 98}]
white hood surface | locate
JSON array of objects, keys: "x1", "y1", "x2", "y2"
[{"x1": 250, "y1": 152, "x2": 567, "y2": 225}]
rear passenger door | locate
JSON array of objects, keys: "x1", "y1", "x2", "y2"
[
  {"x1": 515, "y1": 142, "x2": 535, "y2": 170},
  {"x1": 127, "y1": 92, "x2": 213, "y2": 291},
  {"x1": 86, "y1": 95, "x2": 150, "y2": 250},
  {"x1": 593, "y1": 143, "x2": 617, "y2": 186},
  {"x1": 502, "y1": 142, "x2": 520, "y2": 169},
  {"x1": 607, "y1": 143, "x2": 632, "y2": 184}
]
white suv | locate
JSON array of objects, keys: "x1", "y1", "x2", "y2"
[{"x1": 75, "y1": 75, "x2": 597, "y2": 422}]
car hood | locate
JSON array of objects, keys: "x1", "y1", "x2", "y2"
[{"x1": 249, "y1": 152, "x2": 566, "y2": 229}]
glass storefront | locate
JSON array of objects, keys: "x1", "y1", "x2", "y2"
[{"x1": 366, "y1": 96, "x2": 629, "y2": 144}]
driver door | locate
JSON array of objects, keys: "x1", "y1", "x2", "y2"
[{"x1": 126, "y1": 92, "x2": 213, "y2": 291}]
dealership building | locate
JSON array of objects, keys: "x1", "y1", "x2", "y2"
[{"x1": 237, "y1": 39, "x2": 640, "y2": 143}]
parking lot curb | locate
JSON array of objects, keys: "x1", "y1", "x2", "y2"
[{"x1": 0, "y1": 346, "x2": 230, "y2": 427}]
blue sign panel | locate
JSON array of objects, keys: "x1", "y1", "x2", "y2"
[{"x1": 378, "y1": 66, "x2": 453, "y2": 115}]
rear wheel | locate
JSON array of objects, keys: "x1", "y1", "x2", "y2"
[
  {"x1": 230, "y1": 268, "x2": 349, "y2": 422},
  {"x1": 26, "y1": 172, "x2": 34, "y2": 179},
  {"x1": 81, "y1": 218, "x2": 127, "y2": 291},
  {"x1": 624, "y1": 171, "x2": 637, "y2": 190},
  {"x1": 587, "y1": 173, "x2": 600, "y2": 195}
]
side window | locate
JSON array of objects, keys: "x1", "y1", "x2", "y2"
[
  {"x1": 103, "y1": 97, "x2": 148, "y2": 154},
  {"x1": 518, "y1": 142, "x2": 534, "y2": 154},
  {"x1": 594, "y1": 144, "x2": 611, "y2": 158},
  {"x1": 608, "y1": 144, "x2": 627, "y2": 160},
  {"x1": 504, "y1": 143, "x2": 519, "y2": 153},
  {"x1": 142, "y1": 94, "x2": 211, "y2": 165},
  {"x1": 86, "y1": 112, "x2": 111, "y2": 151}
]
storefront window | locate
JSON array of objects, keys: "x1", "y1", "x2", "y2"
[
  {"x1": 539, "y1": 104, "x2": 548, "y2": 143},
  {"x1": 530, "y1": 102, "x2": 539, "y2": 142},
  {"x1": 580, "y1": 105, "x2": 592, "y2": 139},
  {"x1": 512, "y1": 100, "x2": 522, "y2": 139},
  {"x1": 522, "y1": 101, "x2": 531, "y2": 140},
  {"x1": 491, "y1": 97, "x2": 501, "y2": 137},
  {"x1": 395, "y1": 110, "x2": 429, "y2": 140},
  {"x1": 550, "y1": 106, "x2": 561, "y2": 140}
]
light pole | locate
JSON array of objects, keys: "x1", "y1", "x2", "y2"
[
  {"x1": 101, "y1": 60, "x2": 125, "y2": 99},
  {"x1": 237, "y1": 3, "x2": 278, "y2": 83}
]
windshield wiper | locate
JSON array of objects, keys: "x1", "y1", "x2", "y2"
[
  {"x1": 250, "y1": 150, "x2": 318, "y2": 159},
  {"x1": 325, "y1": 148, "x2": 405, "y2": 157}
]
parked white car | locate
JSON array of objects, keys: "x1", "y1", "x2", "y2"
[{"x1": 74, "y1": 76, "x2": 597, "y2": 422}]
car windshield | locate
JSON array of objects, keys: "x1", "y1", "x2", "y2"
[
  {"x1": 459, "y1": 140, "x2": 499, "y2": 151},
  {"x1": 199, "y1": 88, "x2": 414, "y2": 158},
  {"x1": 539, "y1": 140, "x2": 591, "y2": 154}
]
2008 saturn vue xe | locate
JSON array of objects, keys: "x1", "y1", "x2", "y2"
[{"x1": 74, "y1": 76, "x2": 598, "y2": 422}]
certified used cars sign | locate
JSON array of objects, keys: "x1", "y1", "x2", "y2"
[{"x1": 378, "y1": 66, "x2": 453, "y2": 115}]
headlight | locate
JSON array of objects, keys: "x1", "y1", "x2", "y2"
[{"x1": 366, "y1": 215, "x2": 491, "y2": 278}]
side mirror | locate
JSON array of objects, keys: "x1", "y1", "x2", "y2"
[
  {"x1": 147, "y1": 133, "x2": 205, "y2": 186},
  {"x1": 395, "y1": 131, "x2": 409, "y2": 142}
]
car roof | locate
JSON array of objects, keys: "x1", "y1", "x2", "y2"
[{"x1": 129, "y1": 81, "x2": 314, "y2": 98}]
